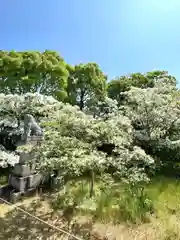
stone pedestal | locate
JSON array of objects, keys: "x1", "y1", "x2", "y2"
[
  {"x1": 1, "y1": 146, "x2": 43, "y2": 202},
  {"x1": 0, "y1": 117, "x2": 45, "y2": 203},
  {"x1": 12, "y1": 164, "x2": 32, "y2": 177},
  {"x1": 8, "y1": 173, "x2": 42, "y2": 193},
  {"x1": 6, "y1": 148, "x2": 42, "y2": 194}
]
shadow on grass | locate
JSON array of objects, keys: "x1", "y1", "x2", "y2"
[
  {"x1": 0, "y1": 200, "x2": 105, "y2": 240},
  {"x1": 0, "y1": 201, "x2": 59, "y2": 239}
]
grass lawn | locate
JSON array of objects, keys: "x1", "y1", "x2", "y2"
[{"x1": 1, "y1": 177, "x2": 180, "y2": 239}]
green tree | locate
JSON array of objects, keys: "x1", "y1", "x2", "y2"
[
  {"x1": 107, "y1": 70, "x2": 176, "y2": 105},
  {"x1": 108, "y1": 76, "x2": 132, "y2": 104},
  {"x1": 146, "y1": 70, "x2": 176, "y2": 86},
  {"x1": 67, "y1": 63, "x2": 107, "y2": 110},
  {"x1": 0, "y1": 50, "x2": 69, "y2": 101}
]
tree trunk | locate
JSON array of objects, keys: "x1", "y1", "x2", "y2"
[
  {"x1": 89, "y1": 170, "x2": 95, "y2": 198},
  {"x1": 79, "y1": 90, "x2": 86, "y2": 110}
]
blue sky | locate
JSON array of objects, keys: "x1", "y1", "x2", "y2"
[{"x1": 1, "y1": 0, "x2": 180, "y2": 81}]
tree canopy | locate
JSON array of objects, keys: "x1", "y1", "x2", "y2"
[
  {"x1": 107, "y1": 70, "x2": 177, "y2": 105},
  {"x1": 0, "y1": 50, "x2": 69, "y2": 100},
  {"x1": 0, "y1": 49, "x2": 180, "y2": 185},
  {"x1": 67, "y1": 62, "x2": 107, "y2": 110}
]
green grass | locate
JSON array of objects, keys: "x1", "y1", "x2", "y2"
[
  {"x1": 2, "y1": 175, "x2": 180, "y2": 239},
  {"x1": 50, "y1": 176, "x2": 155, "y2": 225},
  {"x1": 50, "y1": 176, "x2": 180, "y2": 230},
  {"x1": 146, "y1": 177, "x2": 180, "y2": 218}
]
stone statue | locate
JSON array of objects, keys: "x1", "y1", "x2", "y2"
[
  {"x1": 0, "y1": 114, "x2": 44, "y2": 202},
  {"x1": 22, "y1": 114, "x2": 43, "y2": 143}
]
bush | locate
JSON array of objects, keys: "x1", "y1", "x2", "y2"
[
  {"x1": 51, "y1": 178, "x2": 154, "y2": 224},
  {"x1": 116, "y1": 185, "x2": 154, "y2": 224}
]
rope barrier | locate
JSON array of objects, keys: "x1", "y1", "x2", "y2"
[{"x1": 0, "y1": 197, "x2": 83, "y2": 240}]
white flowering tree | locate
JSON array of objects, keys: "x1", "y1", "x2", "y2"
[
  {"x1": 0, "y1": 93, "x2": 62, "y2": 168},
  {"x1": 85, "y1": 96, "x2": 119, "y2": 120},
  {"x1": 121, "y1": 80, "x2": 180, "y2": 172},
  {"x1": 0, "y1": 90, "x2": 161, "y2": 187},
  {"x1": 32, "y1": 100, "x2": 154, "y2": 187}
]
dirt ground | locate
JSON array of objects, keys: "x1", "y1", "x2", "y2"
[{"x1": 0, "y1": 196, "x2": 177, "y2": 240}]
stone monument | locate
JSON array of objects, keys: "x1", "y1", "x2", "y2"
[{"x1": 0, "y1": 114, "x2": 44, "y2": 203}]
